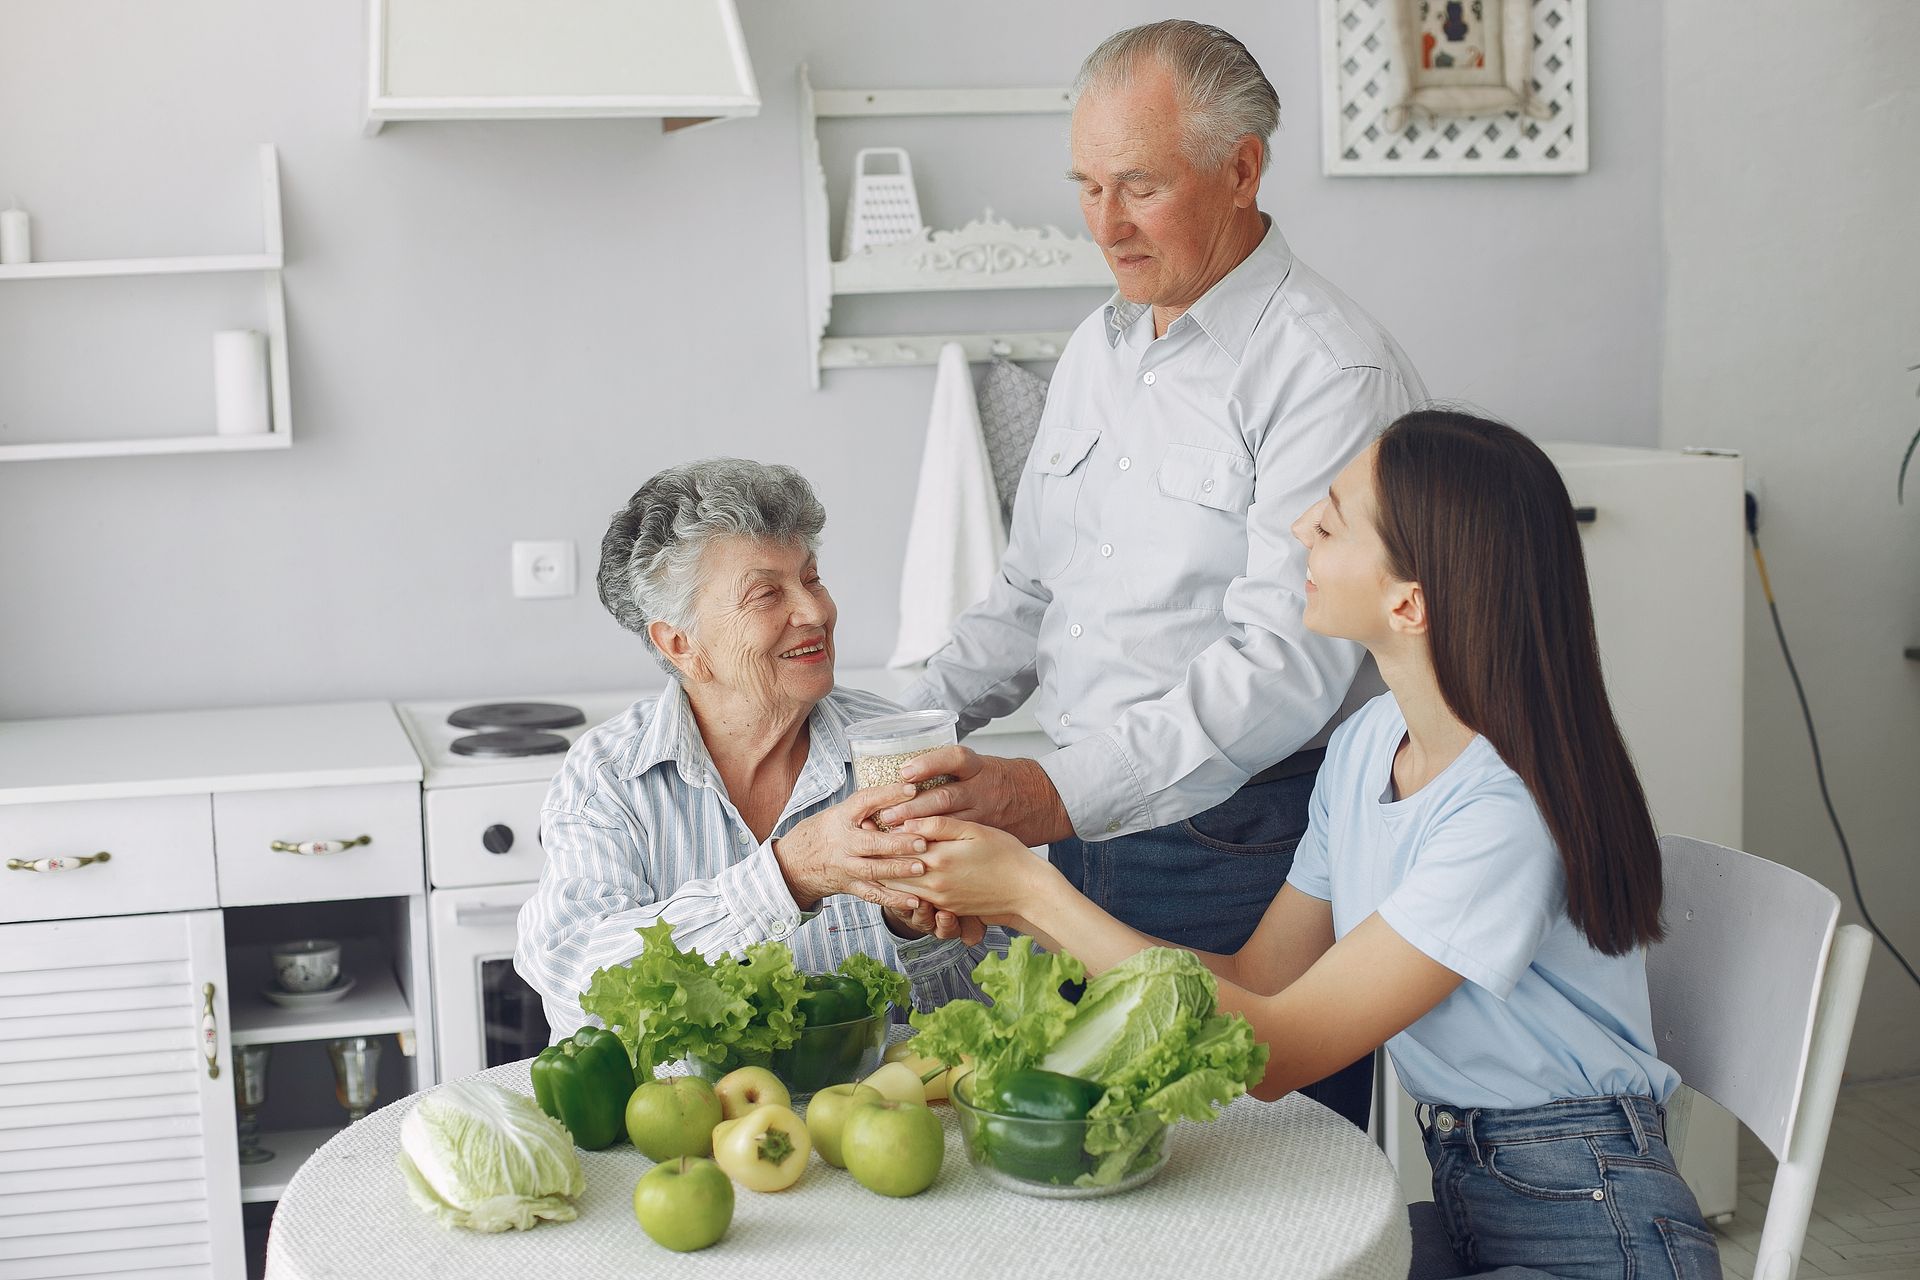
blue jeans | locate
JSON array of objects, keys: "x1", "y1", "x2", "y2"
[
  {"x1": 1047, "y1": 771, "x2": 1375, "y2": 1128},
  {"x1": 1420, "y1": 1095, "x2": 1722, "y2": 1280}
]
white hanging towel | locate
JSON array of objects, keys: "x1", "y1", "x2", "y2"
[{"x1": 888, "y1": 342, "x2": 1009, "y2": 668}]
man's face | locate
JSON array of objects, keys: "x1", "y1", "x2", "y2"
[{"x1": 1069, "y1": 61, "x2": 1253, "y2": 312}]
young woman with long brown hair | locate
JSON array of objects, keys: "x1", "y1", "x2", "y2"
[{"x1": 883, "y1": 411, "x2": 1721, "y2": 1279}]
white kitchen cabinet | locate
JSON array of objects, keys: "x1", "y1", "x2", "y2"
[
  {"x1": 213, "y1": 782, "x2": 423, "y2": 907},
  {"x1": 0, "y1": 793, "x2": 217, "y2": 924},
  {"x1": 0, "y1": 910, "x2": 244, "y2": 1278},
  {"x1": 0, "y1": 701, "x2": 428, "y2": 1278}
]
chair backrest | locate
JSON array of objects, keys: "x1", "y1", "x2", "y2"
[
  {"x1": 1648, "y1": 834, "x2": 1873, "y2": 1280},
  {"x1": 1649, "y1": 835, "x2": 1837, "y2": 1157}
]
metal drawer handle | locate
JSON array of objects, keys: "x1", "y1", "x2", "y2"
[
  {"x1": 7, "y1": 850, "x2": 112, "y2": 873},
  {"x1": 270, "y1": 835, "x2": 371, "y2": 856},
  {"x1": 201, "y1": 983, "x2": 221, "y2": 1080}
]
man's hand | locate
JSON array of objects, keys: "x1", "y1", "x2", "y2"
[
  {"x1": 876, "y1": 748, "x2": 1074, "y2": 846},
  {"x1": 772, "y1": 784, "x2": 928, "y2": 914}
]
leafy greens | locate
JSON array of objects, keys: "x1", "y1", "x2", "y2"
[
  {"x1": 908, "y1": 938, "x2": 1270, "y2": 1187},
  {"x1": 577, "y1": 920, "x2": 907, "y2": 1077}
]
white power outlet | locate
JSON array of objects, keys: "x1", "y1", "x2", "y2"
[{"x1": 512, "y1": 540, "x2": 576, "y2": 599}]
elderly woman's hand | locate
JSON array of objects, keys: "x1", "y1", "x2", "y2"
[{"x1": 772, "y1": 784, "x2": 935, "y2": 915}]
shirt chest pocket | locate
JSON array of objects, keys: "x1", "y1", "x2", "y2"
[
  {"x1": 1024, "y1": 426, "x2": 1101, "y2": 580},
  {"x1": 1156, "y1": 443, "x2": 1254, "y2": 515}
]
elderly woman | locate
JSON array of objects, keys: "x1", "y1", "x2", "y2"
[{"x1": 515, "y1": 458, "x2": 999, "y2": 1039}]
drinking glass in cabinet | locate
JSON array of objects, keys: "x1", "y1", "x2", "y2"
[
  {"x1": 234, "y1": 1044, "x2": 274, "y2": 1165},
  {"x1": 328, "y1": 1036, "x2": 383, "y2": 1124}
]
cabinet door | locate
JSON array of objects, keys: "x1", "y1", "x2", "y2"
[{"x1": 0, "y1": 911, "x2": 243, "y2": 1278}]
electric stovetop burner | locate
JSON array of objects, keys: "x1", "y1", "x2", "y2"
[
  {"x1": 446, "y1": 701, "x2": 587, "y2": 733},
  {"x1": 448, "y1": 729, "x2": 572, "y2": 759}
]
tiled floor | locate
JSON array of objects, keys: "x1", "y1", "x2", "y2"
[{"x1": 1714, "y1": 1076, "x2": 1920, "y2": 1279}]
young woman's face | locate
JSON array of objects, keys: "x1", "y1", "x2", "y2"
[{"x1": 1291, "y1": 445, "x2": 1404, "y2": 645}]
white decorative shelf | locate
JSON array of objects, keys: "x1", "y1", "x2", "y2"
[
  {"x1": 0, "y1": 253, "x2": 281, "y2": 282},
  {"x1": 800, "y1": 67, "x2": 1108, "y2": 387},
  {"x1": 0, "y1": 144, "x2": 294, "y2": 462},
  {"x1": 239, "y1": 1126, "x2": 340, "y2": 1204}
]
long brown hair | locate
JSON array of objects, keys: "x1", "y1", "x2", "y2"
[{"x1": 1372, "y1": 410, "x2": 1663, "y2": 954}]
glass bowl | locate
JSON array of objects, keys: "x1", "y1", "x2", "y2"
[
  {"x1": 949, "y1": 1075, "x2": 1173, "y2": 1199},
  {"x1": 686, "y1": 1013, "x2": 885, "y2": 1099}
]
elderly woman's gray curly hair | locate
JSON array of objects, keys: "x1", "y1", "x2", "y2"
[{"x1": 598, "y1": 458, "x2": 827, "y2": 673}]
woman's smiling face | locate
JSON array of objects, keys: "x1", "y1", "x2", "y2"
[
  {"x1": 675, "y1": 536, "x2": 837, "y2": 711},
  {"x1": 1291, "y1": 444, "x2": 1403, "y2": 647}
]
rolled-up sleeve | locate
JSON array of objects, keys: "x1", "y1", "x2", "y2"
[{"x1": 1041, "y1": 364, "x2": 1413, "y2": 838}]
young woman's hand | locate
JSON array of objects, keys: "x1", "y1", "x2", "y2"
[{"x1": 878, "y1": 816, "x2": 1058, "y2": 923}]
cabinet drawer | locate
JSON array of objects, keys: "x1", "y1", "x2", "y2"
[
  {"x1": 213, "y1": 783, "x2": 423, "y2": 906},
  {"x1": 0, "y1": 794, "x2": 216, "y2": 924}
]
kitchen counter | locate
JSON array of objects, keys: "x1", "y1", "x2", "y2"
[{"x1": 0, "y1": 700, "x2": 421, "y2": 805}]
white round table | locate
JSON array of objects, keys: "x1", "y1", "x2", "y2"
[{"x1": 267, "y1": 1048, "x2": 1410, "y2": 1280}]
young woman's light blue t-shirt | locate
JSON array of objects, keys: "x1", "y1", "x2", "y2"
[{"x1": 1286, "y1": 694, "x2": 1680, "y2": 1110}]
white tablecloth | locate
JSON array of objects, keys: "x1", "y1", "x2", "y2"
[{"x1": 266, "y1": 1044, "x2": 1410, "y2": 1280}]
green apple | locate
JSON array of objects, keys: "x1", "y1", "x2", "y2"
[
  {"x1": 624, "y1": 1076, "x2": 723, "y2": 1161},
  {"x1": 632, "y1": 1156, "x2": 733, "y2": 1252},
  {"x1": 843, "y1": 1098, "x2": 944, "y2": 1197},
  {"x1": 804, "y1": 1082, "x2": 882, "y2": 1168},
  {"x1": 714, "y1": 1065, "x2": 791, "y2": 1121}
]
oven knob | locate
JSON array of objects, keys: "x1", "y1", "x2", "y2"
[{"x1": 482, "y1": 825, "x2": 515, "y2": 855}]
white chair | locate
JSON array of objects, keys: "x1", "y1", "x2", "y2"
[{"x1": 1648, "y1": 835, "x2": 1873, "y2": 1280}]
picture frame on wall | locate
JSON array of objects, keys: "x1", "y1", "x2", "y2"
[
  {"x1": 1382, "y1": 0, "x2": 1546, "y2": 131},
  {"x1": 1320, "y1": 0, "x2": 1588, "y2": 177}
]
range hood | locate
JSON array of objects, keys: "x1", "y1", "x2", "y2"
[{"x1": 364, "y1": 0, "x2": 760, "y2": 136}]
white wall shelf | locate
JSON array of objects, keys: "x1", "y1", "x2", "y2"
[
  {"x1": 800, "y1": 66, "x2": 1108, "y2": 387},
  {"x1": 0, "y1": 144, "x2": 293, "y2": 463}
]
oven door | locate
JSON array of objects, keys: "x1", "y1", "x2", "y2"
[{"x1": 429, "y1": 883, "x2": 552, "y2": 1081}]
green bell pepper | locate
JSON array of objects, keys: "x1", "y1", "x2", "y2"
[
  {"x1": 530, "y1": 1025, "x2": 635, "y2": 1151},
  {"x1": 796, "y1": 974, "x2": 868, "y2": 1026},
  {"x1": 767, "y1": 975, "x2": 879, "y2": 1092},
  {"x1": 978, "y1": 1068, "x2": 1107, "y2": 1184}
]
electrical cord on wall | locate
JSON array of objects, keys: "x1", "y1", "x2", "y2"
[{"x1": 1746, "y1": 491, "x2": 1920, "y2": 992}]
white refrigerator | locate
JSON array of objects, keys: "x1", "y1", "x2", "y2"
[{"x1": 1374, "y1": 442, "x2": 1746, "y2": 1221}]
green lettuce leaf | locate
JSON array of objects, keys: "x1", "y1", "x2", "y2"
[
  {"x1": 906, "y1": 936, "x2": 1084, "y2": 1097},
  {"x1": 577, "y1": 921, "x2": 808, "y2": 1077},
  {"x1": 837, "y1": 950, "x2": 911, "y2": 1020},
  {"x1": 1039, "y1": 946, "x2": 1217, "y2": 1083},
  {"x1": 729, "y1": 940, "x2": 808, "y2": 1060}
]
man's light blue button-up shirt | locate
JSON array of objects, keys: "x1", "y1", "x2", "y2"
[{"x1": 903, "y1": 222, "x2": 1426, "y2": 840}]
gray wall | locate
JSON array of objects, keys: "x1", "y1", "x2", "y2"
[
  {"x1": 0, "y1": 0, "x2": 1662, "y2": 719},
  {"x1": 1662, "y1": 1, "x2": 1920, "y2": 1079}
]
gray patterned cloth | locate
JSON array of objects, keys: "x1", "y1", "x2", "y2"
[
  {"x1": 977, "y1": 356, "x2": 1050, "y2": 528},
  {"x1": 265, "y1": 1033, "x2": 1411, "y2": 1279}
]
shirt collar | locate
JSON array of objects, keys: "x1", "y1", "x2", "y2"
[
  {"x1": 625, "y1": 680, "x2": 854, "y2": 803},
  {"x1": 1102, "y1": 218, "x2": 1294, "y2": 364}
]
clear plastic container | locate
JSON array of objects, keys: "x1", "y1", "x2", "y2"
[{"x1": 846, "y1": 709, "x2": 959, "y2": 792}]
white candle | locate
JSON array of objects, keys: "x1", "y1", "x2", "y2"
[
  {"x1": 0, "y1": 208, "x2": 30, "y2": 265},
  {"x1": 213, "y1": 330, "x2": 271, "y2": 435}
]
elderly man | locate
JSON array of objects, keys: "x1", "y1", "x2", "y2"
[
  {"x1": 515, "y1": 458, "x2": 997, "y2": 1039},
  {"x1": 883, "y1": 21, "x2": 1426, "y2": 1126}
]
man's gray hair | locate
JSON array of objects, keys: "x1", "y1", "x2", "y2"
[
  {"x1": 597, "y1": 457, "x2": 827, "y2": 673},
  {"x1": 1074, "y1": 20, "x2": 1281, "y2": 174}
]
